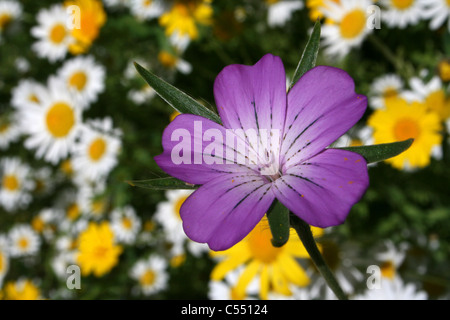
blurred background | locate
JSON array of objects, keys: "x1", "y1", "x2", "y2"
[{"x1": 0, "y1": 0, "x2": 449, "y2": 300}]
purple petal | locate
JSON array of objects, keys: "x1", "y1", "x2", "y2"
[
  {"x1": 180, "y1": 173, "x2": 275, "y2": 251},
  {"x1": 213, "y1": 53, "x2": 286, "y2": 136},
  {"x1": 154, "y1": 114, "x2": 259, "y2": 185},
  {"x1": 281, "y1": 66, "x2": 367, "y2": 171},
  {"x1": 273, "y1": 149, "x2": 369, "y2": 227}
]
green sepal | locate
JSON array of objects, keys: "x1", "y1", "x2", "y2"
[
  {"x1": 334, "y1": 138, "x2": 414, "y2": 164},
  {"x1": 266, "y1": 200, "x2": 290, "y2": 248},
  {"x1": 289, "y1": 20, "x2": 321, "y2": 91},
  {"x1": 126, "y1": 177, "x2": 199, "y2": 190},
  {"x1": 134, "y1": 62, "x2": 222, "y2": 124}
]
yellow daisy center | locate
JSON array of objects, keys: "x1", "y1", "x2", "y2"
[
  {"x1": 174, "y1": 195, "x2": 189, "y2": 220},
  {"x1": 68, "y1": 71, "x2": 88, "y2": 91},
  {"x1": 247, "y1": 223, "x2": 282, "y2": 264},
  {"x1": 447, "y1": 0, "x2": 450, "y2": 6},
  {"x1": 2, "y1": 174, "x2": 19, "y2": 191},
  {"x1": 49, "y1": 23, "x2": 67, "y2": 44},
  {"x1": 340, "y1": 9, "x2": 366, "y2": 39},
  {"x1": 158, "y1": 51, "x2": 178, "y2": 69},
  {"x1": 88, "y1": 137, "x2": 107, "y2": 161},
  {"x1": 393, "y1": 118, "x2": 421, "y2": 141},
  {"x1": 391, "y1": 0, "x2": 414, "y2": 10},
  {"x1": 265, "y1": 0, "x2": 280, "y2": 4},
  {"x1": 139, "y1": 270, "x2": 155, "y2": 286},
  {"x1": 46, "y1": 102, "x2": 75, "y2": 138},
  {"x1": 18, "y1": 237, "x2": 29, "y2": 250},
  {"x1": 143, "y1": 0, "x2": 153, "y2": 7},
  {"x1": 66, "y1": 203, "x2": 80, "y2": 221},
  {"x1": 121, "y1": 217, "x2": 133, "y2": 230},
  {"x1": 0, "y1": 14, "x2": 12, "y2": 30},
  {"x1": 438, "y1": 60, "x2": 450, "y2": 81},
  {"x1": 0, "y1": 123, "x2": 9, "y2": 133},
  {"x1": 380, "y1": 260, "x2": 396, "y2": 279},
  {"x1": 93, "y1": 245, "x2": 109, "y2": 258},
  {"x1": 32, "y1": 217, "x2": 45, "y2": 233},
  {"x1": 0, "y1": 253, "x2": 4, "y2": 272}
]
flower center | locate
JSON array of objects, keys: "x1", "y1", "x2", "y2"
[
  {"x1": 174, "y1": 195, "x2": 189, "y2": 220},
  {"x1": 18, "y1": 237, "x2": 29, "y2": 250},
  {"x1": 32, "y1": 217, "x2": 45, "y2": 233},
  {"x1": 69, "y1": 71, "x2": 88, "y2": 91},
  {"x1": 66, "y1": 203, "x2": 80, "y2": 221},
  {"x1": 0, "y1": 14, "x2": 11, "y2": 30},
  {"x1": 88, "y1": 138, "x2": 107, "y2": 161},
  {"x1": 247, "y1": 221, "x2": 282, "y2": 264},
  {"x1": 139, "y1": 270, "x2": 156, "y2": 286},
  {"x1": 158, "y1": 51, "x2": 178, "y2": 69},
  {"x1": 45, "y1": 102, "x2": 75, "y2": 138},
  {"x1": 0, "y1": 123, "x2": 9, "y2": 133},
  {"x1": 380, "y1": 260, "x2": 396, "y2": 279},
  {"x1": 2, "y1": 174, "x2": 19, "y2": 191},
  {"x1": 93, "y1": 245, "x2": 109, "y2": 259},
  {"x1": 49, "y1": 23, "x2": 67, "y2": 44},
  {"x1": 143, "y1": 0, "x2": 153, "y2": 7},
  {"x1": 0, "y1": 253, "x2": 4, "y2": 272},
  {"x1": 121, "y1": 217, "x2": 133, "y2": 230},
  {"x1": 391, "y1": 0, "x2": 414, "y2": 10},
  {"x1": 393, "y1": 118, "x2": 421, "y2": 141},
  {"x1": 340, "y1": 9, "x2": 366, "y2": 39}
]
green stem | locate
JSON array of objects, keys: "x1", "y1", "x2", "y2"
[{"x1": 290, "y1": 214, "x2": 348, "y2": 300}]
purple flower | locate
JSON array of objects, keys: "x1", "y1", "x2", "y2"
[{"x1": 155, "y1": 54, "x2": 369, "y2": 251}]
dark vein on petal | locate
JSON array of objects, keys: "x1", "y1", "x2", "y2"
[
  {"x1": 288, "y1": 173, "x2": 324, "y2": 188},
  {"x1": 232, "y1": 183, "x2": 267, "y2": 211}
]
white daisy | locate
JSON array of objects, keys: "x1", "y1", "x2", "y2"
[
  {"x1": 31, "y1": 208, "x2": 59, "y2": 241},
  {"x1": 158, "y1": 50, "x2": 192, "y2": 74},
  {"x1": 11, "y1": 79, "x2": 47, "y2": 110},
  {"x1": 0, "y1": 112, "x2": 21, "y2": 150},
  {"x1": 375, "y1": 241, "x2": 407, "y2": 280},
  {"x1": 51, "y1": 251, "x2": 77, "y2": 279},
  {"x1": 0, "y1": 157, "x2": 34, "y2": 212},
  {"x1": 208, "y1": 267, "x2": 259, "y2": 300},
  {"x1": 129, "y1": 0, "x2": 165, "y2": 21},
  {"x1": 0, "y1": 0, "x2": 22, "y2": 37},
  {"x1": 128, "y1": 84, "x2": 157, "y2": 105},
  {"x1": 55, "y1": 189, "x2": 85, "y2": 232},
  {"x1": 380, "y1": 0, "x2": 423, "y2": 29},
  {"x1": 20, "y1": 76, "x2": 82, "y2": 165},
  {"x1": 354, "y1": 276, "x2": 428, "y2": 300},
  {"x1": 0, "y1": 235, "x2": 9, "y2": 287},
  {"x1": 266, "y1": 0, "x2": 304, "y2": 27},
  {"x1": 31, "y1": 166, "x2": 55, "y2": 196},
  {"x1": 8, "y1": 224, "x2": 41, "y2": 257},
  {"x1": 169, "y1": 31, "x2": 191, "y2": 53},
  {"x1": 111, "y1": 205, "x2": 142, "y2": 244},
  {"x1": 71, "y1": 117, "x2": 122, "y2": 181},
  {"x1": 369, "y1": 74, "x2": 405, "y2": 109},
  {"x1": 129, "y1": 255, "x2": 169, "y2": 296},
  {"x1": 418, "y1": 0, "x2": 450, "y2": 31},
  {"x1": 403, "y1": 75, "x2": 450, "y2": 120},
  {"x1": 56, "y1": 55, "x2": 106, "y2": 109},
  {"x1": 31, "y1": 4, "x2": 74, "y2": 63},
  {"x1": 320, "y1": 0, "x2": 374, "y2": 60},
  {"x1": 78, "y1": 184, "x2": 109, "y2": 219},
  {"x1": 154, "y1": 189, "x2": 203, "y2": 257}
]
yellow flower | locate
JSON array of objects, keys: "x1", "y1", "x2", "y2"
[
  {"x1": 76, "y1": 221, "x2": 122, "y2": 277},
  {"x1": 423, "y1": 89, "x2": 450, "y2": 121},
  {"x1": 159, "y1": 0, "x2": 213, "y2": 40},
  {"x1": 2, "y1": 279, "x2": 41, "y2": 300},
  {"x1": 64, "y1": 0, "x2": 106, "y2": 54},
  {"x1": 306, "y1": 0, "x2": 340, "y2": 21},
  {"x1": 210, "y1": 217, "x2": 322, "y2": 300},
  {"x1": 368, "y1": 97, "x2": 442, "y2": 170}
]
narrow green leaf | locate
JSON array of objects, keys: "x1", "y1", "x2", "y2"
[
  {"x1": 134, "y1": 62, "x2": 222, "y2": 124},
  {"x1": 267, "y1": 200, "x2": 290, "y2": 248},
  {"x1": 126, "y1": 177, "x2": 198, "y2": 190},
  {"x1": 289, "y1": 20, "x2": 321, "y2": 91},
  {"x1": 334, "y1": 138, "x2": 414, "y2": 164}
]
